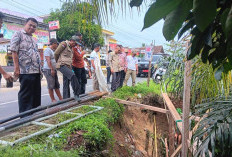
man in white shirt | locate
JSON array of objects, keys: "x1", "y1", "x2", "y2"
[
  {"x1": 90, "y1": 43, "x2": 101, "y2": 90},
  {"x1": 123, "y1": 50, "x2": 138, "y2": 86},
  {"x1": 43, "y1": 38, "x2": 62, "y2": 102}
]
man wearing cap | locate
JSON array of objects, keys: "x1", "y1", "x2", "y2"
[
  {"x1": 123, "y1": 50, "x2": 138, "y2": 86},
  {"x1": 0, "y1": 12, "x2": 13, "y2": 87},
  {"x1": 43, "y1": 38, "x2": 62, "y2": 102},
  {"x1": 54, "y1": 36, "x2": 80, "y2": 101},
  {"x1": 72, "y1": 37, "x2": 87, "y2": 94}
]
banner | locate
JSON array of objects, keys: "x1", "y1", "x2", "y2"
[
  {"x1": 50, "y1": 31, "x2": 57, "y2": 39},
  {"x1": 144, "y1": 46, "x2": 152, "y2": 61},
  {"x1": 0, "y1": 23, "x2": 49, "y2": 45},
  {"x1": 48, "y1": 21, "x2": 60, "y2": 30}
]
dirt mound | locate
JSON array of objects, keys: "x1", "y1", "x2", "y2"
[
  {"x1": 141, "y1": 93, "x2": 163, "y2": 108},
  {"x1": 112, "y1": 105, "x2": 168, "y2": 157}
]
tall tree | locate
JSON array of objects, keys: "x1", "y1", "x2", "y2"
[{"x1": 45, "y1": 2, "x2": 104, "y2": 49}]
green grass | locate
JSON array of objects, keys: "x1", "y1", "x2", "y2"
[
  {"x1": 113, "y1": 81, "x2": 161, "y2": 99},
  {"x1": 42, "y1": 113, "x2": 77, "y2": 125},
  {"x1": 70, "y1": 105, "x2": 95, "y2": 114},
  {"x1": 0, "y1": 81, "x2": 160, "y2": 156},
  {"x1": 0, "y1": 98, "x2": 124, "y2": 156}
]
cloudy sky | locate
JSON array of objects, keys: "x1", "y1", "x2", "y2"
[{"x1": 0, "y1": 0, "x2": 167, "y2": 48}]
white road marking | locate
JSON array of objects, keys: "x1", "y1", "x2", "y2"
[{"x1": 0, "y1": 85, "x2": 93, "y2": 106}]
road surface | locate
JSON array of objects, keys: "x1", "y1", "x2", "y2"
[{"x1": 0, "y1": 74, "x2": 146, "y2": 120}]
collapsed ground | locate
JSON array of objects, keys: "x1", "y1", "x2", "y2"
[{"x1": 0, "y1": 82, "x2": 182, "y2": 157}]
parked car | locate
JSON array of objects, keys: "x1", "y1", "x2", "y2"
[{"x1": 137, "y1": 55, "x2": 163, "y2": 77}]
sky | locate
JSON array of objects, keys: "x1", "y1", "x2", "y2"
[{"x1": 0, "y1": 0, "x2": 167, "y2": 48}]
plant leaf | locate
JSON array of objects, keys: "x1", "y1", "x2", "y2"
[
  {"x1": 220, "y1": 8, "x2": 230, "y2": 36},
  {"x1": 214, "y1": 66, "x2": 224, "y2": 81},
  {"x1": 143, "y1": 0, "x2": 182, "y2": 30},
  {"x1": 193, "y1": 0, "x2": 216, "y2": 32},
  {"x1": 162, "y1": 0, "x2": 192, "y2": 41},
  {"x1": 201, "y1": 45, "x2": 210, "y2": 63},
  {"x1": 225, "y1": 7, "x2": 232, "y2": 40},
  {"x1": 129, "y1": 0, "x2": 143, "y2": 7},
  {"x1": 178, "y1": 18, "x2": 195, "y2": 39}
]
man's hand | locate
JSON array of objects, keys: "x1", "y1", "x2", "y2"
[
  {"x1": 3, "y1": 73, "x2": 13, "y2": 82},
  {"x1": 136, "y1": 70, "x2": 138, "y2": 75},
  {"x1": 14, "y1": 67, "x2": 20, "y2": 78},
  {"x1": 111, "y1": 68, "x2": 114, "y2": 73},
  {"x1": 124, "y1": 68, "x2": 127, "y2": 73},
  {"x1": 51, "y1": 69, "x2": 55, "y2": 77}
]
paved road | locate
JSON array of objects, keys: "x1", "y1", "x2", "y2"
[{"x1": 0, "y1": 75, "x2": 146, "y2": 120}]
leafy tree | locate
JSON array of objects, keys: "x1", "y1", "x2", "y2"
[
  {"x1": 130, "y1": 0, "x2": 232, "y2": 80},
  {"x1": 45, "y1": 2, "x2": 104, "y2": 48}
]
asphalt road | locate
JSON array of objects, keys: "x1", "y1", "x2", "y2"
[{"x1": 0, "y1": 75, "x2": 147, "y2": 120}]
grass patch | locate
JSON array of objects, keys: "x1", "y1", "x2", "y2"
[
  {"x1": 0, "y1": 125, "x2": 47, "y2": 142},
  {"x1": 41, "y1": 113, "x2": 77, "y2": 125},
  {"x1": 0, "y1": 98, "x2": 124, "y2": 156},
  {"x1": 0, "y1": 81, "x2": 160, "y2": 156},
  {"x1": 70, "y1": 105, "x2": 95, "y2": 114},
  {"x1": 113, "y1": 81, "x2": 161, "y2": 99}
]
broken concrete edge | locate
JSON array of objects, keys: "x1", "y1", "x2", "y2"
[{"x1": 0, "y1": 105, "x2": 104, "y2": 146}]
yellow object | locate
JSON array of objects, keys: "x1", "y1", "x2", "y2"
[
  {"x1": 154, "y1": 115, "x2": 158, "y2": 157},
  {"x1": 102, "y1": 29, "x2": 114, "y2": 36},
  {"x1": 0, "y1": 53, "x2": 7, "y2": 66}
]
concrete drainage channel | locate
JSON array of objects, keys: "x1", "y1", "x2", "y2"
[
  {"x1": 0, "y1": 91, "x2": 107, "y2": 146},
  {"x1": 0, "y1": 105, "x2": 103, "y2": 146}
]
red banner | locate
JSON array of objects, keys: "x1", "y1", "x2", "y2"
[{"x1": 48, "y1": 21, "x2": 60, "y2": 30}]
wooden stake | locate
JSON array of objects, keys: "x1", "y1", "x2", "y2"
[
  {"x1": 165, "y1": 138, "x2": 169, "y2": 157},
  {"x1": 162, "y1": 93, "x2": 182, "y2": 131},
  {"x1": 181, "y1": 60, "x2": 191, "y2": 156},
  {"x1": 103, "y1": 96, "x2": 168, "y2": 114},
  {"x1": 168, "y1": 113, "x2": 175, "y2": 155},
  {"x1": 154, "y1": 116, "x2": 158, "y2": 157},
  {"x1": 171, "y1": 144, "x2": 182, "y2": 157},
  {"x1": 147, "y1": 60, "x2": 152, "y2": 87},
  {"x1": 145, "y1": 129, "x2": 150, "y2": 153}
]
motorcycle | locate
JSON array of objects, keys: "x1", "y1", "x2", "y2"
[{"x1": 152, "y1": 66, "x2": 167, "y2": 83}]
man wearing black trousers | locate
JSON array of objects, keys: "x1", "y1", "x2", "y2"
[
  {"x1": 11, "y1": 18, "x2": 41, "y2": 115},
  {"x1": 106, "y1": 50, "x2": 112, "y2": 84},
  {"x1": 72, "y1": 36, "x2": 87, "y2": 95},
  {"x1": 118, "y1": 45, "x2": 127, "y2": 87}
]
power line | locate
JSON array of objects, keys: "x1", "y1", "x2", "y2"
[
  {"x1": 1, "y1": 0, "x2": 40, "y2": 16},
  {"x1": 10, "y1": 0, "x2": 45, "y2": 15},
  {"x1": 111, "y1": 23, "x2": 155, "y2": 41},
  {"x1": 110, "y1": 25, "x2": 152, "y2": 43}
]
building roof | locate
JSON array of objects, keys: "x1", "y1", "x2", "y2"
[
  {"x1": 0, "y1": 8, "x2": 44, "y2": 23},
  {"x1": 109, "y1": 37, "x2": 117, "y2": 44},
  {"x1": 102, "y1": 29, "x2": 114, "y2": 36},
  {"x1": 153, "y1": 45, "x2": 164, "y2": 54},
  {"x1": 135, "y1": 45, "x2": 164, "y2": 54}
]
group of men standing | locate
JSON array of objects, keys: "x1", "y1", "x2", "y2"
[
  {"x1": 107, "y1": 45, "x2": 139, "y2": 92},
  {"x1": 0, "y1": 13, "x2": 91, "y2": 116},
  {"x1": 0, "y1": 12, "x2": 139, "y2": 117}
]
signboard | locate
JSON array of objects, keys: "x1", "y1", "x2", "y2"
[
  {"x1": 144, "y1": 46, "x2": 153, "y2": 61},
  {"x1": 109, "y1": 43, "x2": 117, "y2": 50},
  {"x1": 0, "y1": 23, "x2": 49, "y2": 45},
  {"x1": 50, "y1": 31, "x2": 57, "y2": 39},
  {"x1": 48, "y1": 21, "x2": 60, "y2": 30}
]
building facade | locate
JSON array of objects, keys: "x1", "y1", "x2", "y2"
[{"x1": 0, "y1": 8, "x2": 49, "y2": 66}]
